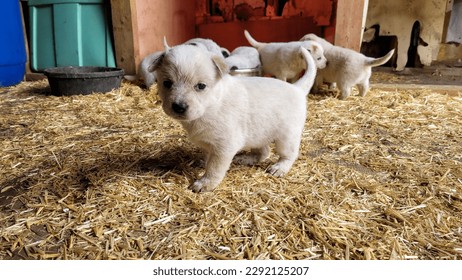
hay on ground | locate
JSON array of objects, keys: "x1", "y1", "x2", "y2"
[{"x1": 0, "y1": 78, "x2": 461, "y2": 260}]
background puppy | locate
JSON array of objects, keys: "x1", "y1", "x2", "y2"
[
  {"x1": 184, "y1": 38, "x2": 229, "y2": 58},
  {"x1": 138, "y1": 38, "x2": 228, "y2": 88},
  {"x1": 149, "y1": 43, "x2": 316, "y2": 192},
  {"x1": 139, "y1": 51, "x2": 163, "y2": 88},
  {"x1": 244, "y1": 30, "x2": 326, "y2": 82},
  {"x1": 300, "y1": 33, "x2": 395, "y2": 99},
  {"x1": 224, "y1": 46, "x2": 261, "y2": 70}
]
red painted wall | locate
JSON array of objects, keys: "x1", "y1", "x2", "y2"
[
  {"x1": 135, "y1": 0, "x2": 335, "y2": 59},
  {"x1": 196, "y1": 0, "x2": 336, "y2": 51},
  {"x1": 197, "y1": 17, "x2": 322, "y2": 51}
]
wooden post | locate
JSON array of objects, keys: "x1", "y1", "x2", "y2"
[
  {"x1": 110, "y1": 0, "x2": 140, "y2": 75},
  {"x1": 335, "y1": 0, "x2": 369, "y2": 51}
]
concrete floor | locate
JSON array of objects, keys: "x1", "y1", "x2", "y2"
[
  {"x1": 371, "y1": 59, "x2": 462, "y2": 85},
  {"x1": 370, "y1": 61, "x2": 462, "y2": 95}
]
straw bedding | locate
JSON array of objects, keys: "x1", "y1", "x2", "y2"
[{"x1": 0, "y1": 78, "x2": 461, "y2": 260}]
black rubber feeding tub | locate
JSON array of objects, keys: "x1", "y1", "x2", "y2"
[{"x1": 44, "y1": 66, "x2": 124, "y2": 95}]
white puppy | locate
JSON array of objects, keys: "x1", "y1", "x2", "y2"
[
  {"x1": 184, "y1": 38, "x2": 228, "y2": 58},
  {"x1": 224, "y1": 46, "x2": 261, "y2": 70},
  {"x1": 148, "y1": 42, "x2": 316, "y2": 192},
  {"x1": 244, "y1": 30, "x2": 326, "y2": 82},
  {"x1": 300, "y1": 33, "x2": 395, "y2": 99},
  {"x1": 139, "y1": 51, "x2": 163, "y2": 88},
  {"x1": 138, "y1": 38, "x2": 228, "y2": 88}
]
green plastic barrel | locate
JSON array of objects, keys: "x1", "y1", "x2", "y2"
[{"x1": 28, "y1": 0, "x2": 116, "y2": 71}]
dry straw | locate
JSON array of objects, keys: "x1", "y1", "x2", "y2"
[{"x1": 0, "y1": 78, "x2": 461, "y2": 260}]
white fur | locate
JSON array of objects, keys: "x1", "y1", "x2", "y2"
[
  {"x1": 184, "y1": 38, "x2": 228, "y2": 58},
  {"x1": 138, "y1": 38, "x2": 228, "y2": 88},
  {"x1": 300, "y1": 33, "x2": 395, "y2": 99},
  {"x1": 139, "y1": 51, "x2": 163, "y2": 88},
  {"x1": 224, "y1": 46, "x2": 261, "y2": 70},
  {"x1": 149, "y1": 43, "x2": 316, "y2": 192},
  {"x1": 244, "y1": 30, "x2": 326, "y2": 82}
]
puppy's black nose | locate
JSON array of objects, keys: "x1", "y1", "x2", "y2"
[{"x1": 172, "y1": 102, "x2": 188, "y2": 114}]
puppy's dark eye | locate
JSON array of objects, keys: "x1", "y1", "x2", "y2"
[
  {"x1": 317, "y1": 57, "x2": 322, "y2": 61},
  {"x1": 163, "y1": 80, "x2": 173, "y2": 89},
  {"x1": 194, "y1": 83, "x2": 207, "y2": 91}
]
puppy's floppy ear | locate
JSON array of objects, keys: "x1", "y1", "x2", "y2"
[
  {"x1": 311, "y1": 44, "x2": 318, "y2": 53},
  {"x1": 147, "y1": 52, "x2": 165, "y2": 73},
  {"x1": 301, "y1": 41, "x2": 313, "y2": 53},
  {"x1": 211, "y1": 55, "x2": 229, "y2": 78},
  {"x1": 148, "y1": 37, "x2": 170, "y2": 73}
]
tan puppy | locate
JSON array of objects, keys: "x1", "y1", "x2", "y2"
[
  {"x1": 244, "y1": 30, "x2": 326, "y2": 82},
  {"x1": 300, "y1": 33, "x2": 395, "y2": 99},
  {"x1": 148, "y1": 43, "x2": 316, "y2": 192}
]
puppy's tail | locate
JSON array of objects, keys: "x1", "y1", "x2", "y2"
[
  {"x1": 294, "y1": 47, "x2": 317, "y2": 95},
  {"x1": 163, "y1": 36, "x2": 171, "y2": 51},
  {"x1": 244, "y1": 30, "x2": 266, "y2": 49},
  {"x1": 366, "y1": 49, "x2": 395, "y2": 67}
]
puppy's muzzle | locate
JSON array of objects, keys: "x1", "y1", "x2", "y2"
[{"x1": 172, "y1": 102, "x2": 189, "y2": 114}]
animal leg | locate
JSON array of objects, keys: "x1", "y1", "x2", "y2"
[
  {"x1": 189, "y1": 151, "x2": 235, "y2": 192},
  {"x1": 338, "y1": 84, "x2": 352, "y2": 100},
  {"x1": 328, "y1": 82, "x2": 337, "y2": 90},
  {"x1": 357, "y1": 81, "x2": 369, "y2": 97},
  {"x1": 267, "y1": 137, "x2": 300, "y2": 177},
  {"x1": 312, "y1": 75, "x2": 323, "y2": 93},
  {"x1": 234, "y1": 145, "x2": 270, "y2": 165}
]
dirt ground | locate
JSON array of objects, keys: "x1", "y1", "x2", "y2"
[{"x1": 371, "y1": 62, "x2": 462, "y2": 87}]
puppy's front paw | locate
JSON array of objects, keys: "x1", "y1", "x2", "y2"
[
  {"x1": 188, "y1": 178, "x2": 217, "y2": 193},
  {"x1": 267, "y1": 162, "x2": 291, "y2": 177}
]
